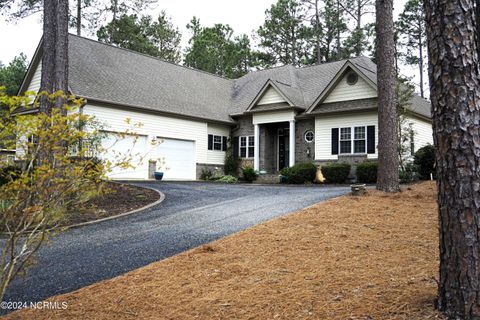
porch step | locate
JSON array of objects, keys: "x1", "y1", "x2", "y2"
[{"x1": 255, "y1": 173, "x2": 281, "y2": 184}]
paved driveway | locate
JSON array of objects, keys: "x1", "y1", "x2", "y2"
[{"x1": 4, "y1": 182, "x2": 350, "y2": 305}]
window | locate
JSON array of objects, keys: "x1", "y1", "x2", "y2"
[
  {"x1": 354, "y1": 126, "x2": 366, "y2": 153},
  {"x1": 208, "y1": 135, "x2": 227, "y2": 151},
  {"x1": 304, "y1": 130, "x2": 314, "y2": 143},
  {"x1": 213, "y1": 135, "x2": 222, "y2": 150},
  {"x1": 337, "y1": 126, "x2": 369, "y2": 155},
  {"x1": 239, "y1": 136, "x2": 255, "y2": 158},
  {"x1": 339, "y1": 127, "x2": 351, "y2": 154}
]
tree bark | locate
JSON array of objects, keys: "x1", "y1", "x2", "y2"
[
  {"x1": 76, "y1": 0, "x2": 81, "y2": 35},
  {"x1": 39, "y1": 0, "x2": 69, "y2": 114},
  {"x1": 375, "y1": 0, "x2": 399, "y2": 193},
  {"x1": 418, "y1": 15, "x2": 424, "y2": 98},
  {"x1": 424, "y1": 0, "x2": 480, "y2": 318}
]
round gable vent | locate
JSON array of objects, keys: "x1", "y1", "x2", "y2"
[{"x1": 346, "y1": 72, "x2": 359, "y2": 85}]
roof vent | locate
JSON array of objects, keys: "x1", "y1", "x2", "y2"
[{"x1": 346, "y1": 72, "x2": 358, "y2": 85}]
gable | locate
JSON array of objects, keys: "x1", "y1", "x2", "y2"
[
  {"x1": 323, "y1": 71, "x2": 377, "y2": 104},
  {"x1": 27, "y1": 60, "x2": 42, "y2": 94},
  {"x1": 257, "y1": 86, "x2": 287, "y2": 105}
]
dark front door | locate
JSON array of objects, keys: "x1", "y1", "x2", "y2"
[{"x1": 278, "y1": 128, "x2": 290, "y2": 170}]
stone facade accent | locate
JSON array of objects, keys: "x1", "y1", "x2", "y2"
[
  {"x1": 295, "y1": 118, "x2": 315, "y2": 164},
  {"x1": 232, "y1": 115, "x2": 254, "y2": 137},
  {"x1": 196, "y1": 163, "x2": 224, "y2": 180}
]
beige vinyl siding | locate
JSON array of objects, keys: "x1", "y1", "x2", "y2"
[
  {"x1": 257, "y1": 87, "x2": 286, "y2": 105},
  {"x1": 315, "y1": 111, "x2": 378, "y2": 160},
  {"x1": 207, "y1": 123, "x2": 230, "y2": 164},
  {"x1": 253, "y1": 110, "x2": 295, "y2": 124},
  {"x1": 83, "y1": 104, "x2": 212, "y2": 178},
  {"x1": 26, "y1": 60, "x2": 42, "y2": 99},
  {"x1": 407, "y1": 116, "x2": 433, "y2": 153},
  {"x1": 323, "y1": 74, "x2": 377, "y2": 103}
]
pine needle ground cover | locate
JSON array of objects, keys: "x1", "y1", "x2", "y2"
[{"x1": 6, "y1": 182, "x2": 442, "y2": 320}]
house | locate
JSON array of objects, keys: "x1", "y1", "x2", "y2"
[{"x1": 18, "y1": 34, "x2": 433, "y2": 180}]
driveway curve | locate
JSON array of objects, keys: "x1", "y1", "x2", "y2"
[{"x1": 4, "y1": 182, "x2": 350, "y2": 306}]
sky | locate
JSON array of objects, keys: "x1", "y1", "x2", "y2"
[{"x1": 0, "y1": 0, "x2": 422, "y2": 92}]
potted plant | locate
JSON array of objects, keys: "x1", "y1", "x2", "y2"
[{"x1": 153, "y1": 159, "x2": 167, "y2": 181}]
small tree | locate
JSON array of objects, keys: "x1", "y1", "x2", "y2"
[
  {"x1": 0, "y1": 89, "x2": 144, "y2": 301},
  {"x1": 396, "y1": 78, "x2": 416, "y2": 171}
]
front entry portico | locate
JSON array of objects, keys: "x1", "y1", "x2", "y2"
[{"x1": 252, "y1": 110, "x2": 296, "y2": 173}]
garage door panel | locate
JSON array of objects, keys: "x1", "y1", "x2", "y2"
[{"x1": 157, "y1": 138, "x2": 195, "y2": 180}]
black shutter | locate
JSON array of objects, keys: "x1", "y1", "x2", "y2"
[
  {"x1": 222, "y1": 136, "x2": 227, "y2": 151},
  {"x1": 331, "y1": 128, "x2": 339, "y2": 155},
  {"x1": 232, "y1": 136, "x2": 239, "y2": 158},
  {"x1": 208, "y1": 134, "x2": 213, "y2": 150},
  {"x1": 367, "y1": 126, "x2": 375, "y2": 154}
]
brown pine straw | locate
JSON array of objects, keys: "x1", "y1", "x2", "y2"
[{"x1": 5, "y1": 181, "x2": 444, "y2": 320}]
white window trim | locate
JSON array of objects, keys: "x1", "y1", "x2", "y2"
[
  {"x1": 304, "y1": 130, "x2": 314, "y2": 143},
  {"x1": 209, "y1": 134, "x2": 226, "y2": 152},
  {"x1": 239, "y1": 135, "x2": 254, "y2": 159},
  {"x1": 339, "y1": 126, "x2": 368, "y2": 155}
]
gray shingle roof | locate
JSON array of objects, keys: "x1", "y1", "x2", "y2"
[{"x1": 67, "y1": 35, "x2": 431, "y2": 122}]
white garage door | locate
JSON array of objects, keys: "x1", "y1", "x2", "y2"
[
  {"x1": 157, "y1": 138, "x2": 195, "y2": 180},
  {"x1": 101, "y1": 132, "x2": 148, "y2": 179}
]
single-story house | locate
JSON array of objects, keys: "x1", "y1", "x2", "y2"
[{"x1": 18, "y1": 34, "x2": 433, "y2": 180}]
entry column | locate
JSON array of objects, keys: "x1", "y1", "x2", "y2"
[
  {"x1": 254, "y1": 124, "x2": 260, "y2": 171},
  {"x1": 289, "y1": 120, "x2": 295, "y2": 167}
]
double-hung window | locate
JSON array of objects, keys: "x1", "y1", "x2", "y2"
[
  {"x1": 239, "y1": 136, "x2": 254, "y2": 158},
  {"x1": 353, "y1": 126, "x2": 366, "y2": 153},
  {"x1": 208, "y1": 134, "x2": 227, "y2": 151},
  {"x1": 332, "y1": 125, "x2": 375, "y2": 155},
  {"x1": 339, "y1": 128, "x2": 351, "y2": 154}
]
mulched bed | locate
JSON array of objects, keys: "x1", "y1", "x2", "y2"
[
  {"x1": 6, "y1": 182, "x2": 444, "y2": 320},
  {"x1": 63, "y1": 182, "x2": 160, "y2": 226}
]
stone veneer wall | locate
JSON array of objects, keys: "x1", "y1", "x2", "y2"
[
  {"x1": 295, "y1": 118, "x2": 315, "y2": 164},
  {"x1": 315, "y1": 154, "x2": 369, "y2": 181},
  {"x1": 196, "y1": 163, "x2": 225, "y2": 180}
]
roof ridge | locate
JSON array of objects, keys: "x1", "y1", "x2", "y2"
[{"x1": 68, "y1": 33, "x2": 233, "y2": 82}]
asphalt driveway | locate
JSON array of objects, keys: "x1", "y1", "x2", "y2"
[{"x1": 4, "y1": 182, "x2": 350, "y2": 306}]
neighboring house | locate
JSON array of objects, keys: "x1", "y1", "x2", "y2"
[{"x1": 17, "y1": 35, "x2": 433, "y2": 180}]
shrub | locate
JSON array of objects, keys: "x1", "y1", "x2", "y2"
[
  {"x1": 242, "y1": 165, "x2": 258, "y2": 182},
  {"x1": 200, "y1": 168, "x2": 213, "y2": 181},
  {"x1": 356, "y1": 161, "x2": 378, "y2": 183},
  {"x1": 321, "y1": 163, "x2": 351, "y2": 184},
  {"x1": 399, "y1": 162, "x2": 420, "y2": 183},
  {"x1": 414, "y1": 144, "x2": 435, "y2": 180},
  {"x1": 281, "y1": 162, "x2": 317, "y2": 184},
  {"x1": 224, "y1": 145, "x2": 240, "y2": 177},
  {"x1": 0, "y1": 165, "x2": 21, "y2": 187},
  {"x1": 217, "y1": 175, "x2": 238, "y2": 183}
]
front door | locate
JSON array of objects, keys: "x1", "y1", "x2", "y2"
[{"x1": 278, "y1": 128, "x2": 290, "y2": 170}]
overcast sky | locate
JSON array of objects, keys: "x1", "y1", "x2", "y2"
[{"x1": 0, "y1": 0, "x2": 422, "y2": 92}]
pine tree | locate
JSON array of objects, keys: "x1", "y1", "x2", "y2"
[
  {"x1": 257, "y1": 0, "x2": 313, "y2": 66},
  {"x1": 397, "y1": 0, "x2": 427, "y2": 97},
  {"x1": 375, "y1": 0, "x2": 399, "y2": 192},
  {"x1": 424, "y1": 0, "x2": 480, "y2": 318}
]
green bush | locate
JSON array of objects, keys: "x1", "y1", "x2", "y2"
[
  {"x1": 321, "y1": 163, "x2": 351, "y2": 184},
  {"x1": 281, "y1": 162, "x2": 317, "y2": 184},
  {"x1": 356, "y1": 161, "x2": 378, "y2": 183},
  {"x1": 224, "y1": 148, "x2": 240, "y2": 177},
  {"x1": 0, "y1": 165, "x2": 21, "y2": 187},
  {"x1": 217, "y1": 175, "x2": 238, "y2": 183},
  {"x1": 414, "y1": 144, "x2": 435, "y2": 180},
  {"x1": 242, "y1": 165, "x2": 258, "y2": 182},
  {"x1": 200, "y1": 168, "x2": 213, "y2": 181},
  {"x1": 399, "y1": 162, "x2": 420, "y2": 183}
]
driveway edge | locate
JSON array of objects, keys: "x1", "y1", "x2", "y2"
[{"x1": 63, "y1": 186, "x2": 165, "y2": 230}]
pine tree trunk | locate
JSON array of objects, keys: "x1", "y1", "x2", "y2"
[
  {"x1": 418, "y1": 16, "x2": 424, "y2": 98},
  {"x1": 315, "y1": 0, "x2": 322, "y2": 64},
  {"x1": 39, "y1": 0, "x2": 69, "y2": 114},
  {"x1": 424, "y1": 0, "x2": 480, "y2": 318},
  {"x1": 375, "y1": 0, "x2": 399, "y2": 193},
  {"x1": 76, "y1": 0, "x2": 81, "y2": 36}
]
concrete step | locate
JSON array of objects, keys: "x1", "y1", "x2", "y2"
[{"x1": 255, "y1": 173, "x2": 281, "y2": 184}]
